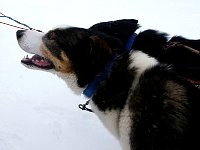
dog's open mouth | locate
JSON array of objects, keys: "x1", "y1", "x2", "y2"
[{"x1": 21, "y1": 55, "x2": 54, "y2": 70}]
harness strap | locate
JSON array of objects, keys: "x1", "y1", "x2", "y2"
[
  {"x1": 166, "y1": 41, "x2": 200, "y2": 89},
  {"x1": 83, "y1": 53, "x2": 118, "y2": 98}
]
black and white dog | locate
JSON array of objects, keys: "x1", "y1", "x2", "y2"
[{"x1": 16, "y1": 19, "x2": 200, "y2": 150}]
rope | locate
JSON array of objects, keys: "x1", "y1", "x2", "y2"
[
  {"x1": 0, "y1": 21, "x2": 29, "y2": 30},
  {"x1": 0, "y1": 11, "x2": 42, "y2": 32}
]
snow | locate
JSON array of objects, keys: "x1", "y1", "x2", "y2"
[{"x1": 0, "y1": 0, "x2": 199, "y2": 150}]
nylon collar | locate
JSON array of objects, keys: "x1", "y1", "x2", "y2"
[{"x1": 83, "y1": 32, "x2": 137, "y2": 98}]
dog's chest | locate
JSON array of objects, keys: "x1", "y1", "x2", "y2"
[
  {"x1": 90, "y1": 99, "x2": 132, "y2": 150},
  {"x1": 90, "y1": 101, "x2": 120, "y2": 138}
]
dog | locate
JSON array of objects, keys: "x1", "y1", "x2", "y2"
[{"x1": 16, "y1": 19, "x2": 200, "y2": 150}]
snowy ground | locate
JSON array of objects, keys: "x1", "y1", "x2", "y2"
[{"x1": 0, "y1": 0, "x2": 200, "y2": 150}]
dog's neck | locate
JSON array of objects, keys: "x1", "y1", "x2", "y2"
[{"x1": 53, "y1": 71, "x2": 85, "y2": 95}]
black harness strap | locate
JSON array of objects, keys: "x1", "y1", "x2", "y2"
[{"x1": 166, "y1": 41, "x2": 200, "y2": 89}]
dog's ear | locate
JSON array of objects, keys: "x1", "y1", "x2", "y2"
[
  {"x1": 89, "y1": 35, "x2": 114, "y2": 58},
  {"x1": 88, "y1": 35, "x2": 122, "y2": 65},
  {"x1": 76, "y1": 35, "x2": 121, "y2": 87},
  {"x1": 89, "y1": 19, "x2": 139, "y2": 44}
]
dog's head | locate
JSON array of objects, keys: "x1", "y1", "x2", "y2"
[{"x1": 16, "y1": 27, "x2": 122, "y2": 91}]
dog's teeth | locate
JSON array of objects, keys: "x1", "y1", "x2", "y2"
[{"x1": 23, "y1": 56, "x2": 27, "y2": 60}]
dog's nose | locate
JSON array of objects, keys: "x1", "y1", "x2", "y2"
[{"x1": 16, "y1": 30, "x2": 26, "y2": 39}]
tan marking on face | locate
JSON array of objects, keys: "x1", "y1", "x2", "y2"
[{"x1": 40, "y1": 44, "x2": 73, "y2": 73}]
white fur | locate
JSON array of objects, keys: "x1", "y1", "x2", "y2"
[
  {"x1": 17, "y1": 30, "x2": 44, "y2": 57},
  {"x1": 56, "y1": 72, "x2": 84, "y2": 95},
  {"x1": 51, "y1": 25, "x2": 72, "y2": 30},
  {"x1": 129, "y1": 50, "x2": 159, "y2": 75},
  {"x1": 90, "y1": 101, "x2": 120, "y2": 138},
  {"x1": 90, "y1": 98, "x2": 133, "y2": 150},
  {"x1": 119, "y1": 102, "x2": 132, "y2": 150}
]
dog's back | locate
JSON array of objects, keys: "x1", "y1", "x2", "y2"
[{"x1": 127, "y1": 63, "x2": 200, "y2": 150}]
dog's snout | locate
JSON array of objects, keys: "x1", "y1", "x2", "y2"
[{"x1": 16, "y1": 30, "x2": 26, "y2": 39}]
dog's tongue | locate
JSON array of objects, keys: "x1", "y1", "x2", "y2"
[{"x1": 21, "y1": 54, "x2": 54, "y2": 69}]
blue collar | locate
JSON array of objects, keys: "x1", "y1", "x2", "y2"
[{"x1": 83, "y1": 32, "x2": 137, "y2": 98}]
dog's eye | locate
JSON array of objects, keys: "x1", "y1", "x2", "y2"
[{"x1": 47, "y1": 32, "x2": 56, "y2": 40}]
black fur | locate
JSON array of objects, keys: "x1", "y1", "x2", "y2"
[{"x1": 93, "y1": 55, "x2": 133, "y2": 111}]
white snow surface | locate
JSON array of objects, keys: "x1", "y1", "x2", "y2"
[{"x1": 0, "y1": 0, "x2": 200, "y2": 150}]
